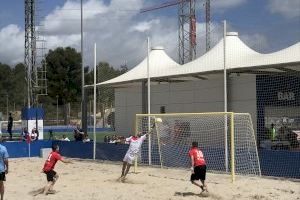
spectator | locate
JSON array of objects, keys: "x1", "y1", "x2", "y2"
[
  {"x1": 30, "y1": 128, "x2": 39, "y2": 141},
  {"x1": 7, "y1": 113, "x2": 13, "y2": 140},
  {"x1": 73, "y1": 125, "x2": 84, "y2": 142},
  {"x1": 104, "y1": 135, "x2": 109, "y2": 143},
  {"x1": 61, "y1": 134, "x2": 70, "y2": 142},
  {"x1": 288, "y1": 131, "x2": 299, "y2": 148},
  {"x1": 0, "y1": 138, "x2": 9, "y2": 200},
  {"x1": 21, "y1": 127, "x2": 29, "y2": 141},
  {"x1": 48, "y1": 130, "x2": 54, "y2": 140},
  {"x1": 269, "y1": 123, "x2": 277, "y2": 141},
  {"x1": 83, "y1": 134, "x2": 91, "y2": 143}
]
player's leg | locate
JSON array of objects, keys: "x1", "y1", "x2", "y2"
[
  {"x1": 191, "y1": 180, "x2": 203, "y2": 188},
  {"x1": 0, "y1": 181, "x2": 4, "y2": 200},
  {"x1": 200, "y1": 180, "x2": 208, "y2": 191},
  {"x1": 8, "y1": 129, "x2": 12, "y2": 140},
  {"x1": 123, "y1": 163, "x2": 131, "y2": 178},
  {"x1": 0, "y1": 172, "x2": 5, "y2": 200},
  {"x1": 49, "y1": 173, "x2": 59, "y2": 192},
  {"x1": 43, "y1": 170, "x2": 56, "y2": 195},
  {"x1": 190, "y1": 166, "x2": 203, "y2": 191},
  {"x1": 199, "y1": 165, "x2": 208, "y2": 192},
  {"x1": 121, "y1": 163, "x2": 131, "y2": 182},
  {"x1": 121, "y1": 161, "x2": 127, "y2": 177},
  {"x1": 43, "y1": 181, "x2": 53, "y2": 195}
]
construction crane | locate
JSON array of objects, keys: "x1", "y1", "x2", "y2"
[
  {"x1": 205, "y1": 0, "x2": 210, "y2": 51},
  {"x1": 141, "y1": 0, "x2": 211, "y2": 64}
]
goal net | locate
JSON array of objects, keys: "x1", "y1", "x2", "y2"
[{"x1": 135, "y1": 112, "x2": 261, "y2": 180}]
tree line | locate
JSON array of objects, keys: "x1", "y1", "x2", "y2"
[{"x1": 0, "y1": 46, "x2": 127, "y2": 123}]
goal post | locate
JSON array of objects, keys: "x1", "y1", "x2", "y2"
[{"x1": 134, "y1": 112, "x2": 261, "y2": 181}]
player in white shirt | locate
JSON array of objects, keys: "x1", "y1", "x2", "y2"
[{"x1": 119, "y1": 133, "x2": 147, "y2": 181}]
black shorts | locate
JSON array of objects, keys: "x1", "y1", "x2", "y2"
[
  {"x1": 44, "y1": 170, "x2": 57, "y2": 182},
  {"x1": 191, "y1": 165, "x2": 206, "y2": 181},
  {"x1": 0, "y1": 172, "x2": 6, "y2": 181}
]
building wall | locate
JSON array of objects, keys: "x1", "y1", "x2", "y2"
[
  {"x1": 228, "y1": 74, "x2": 257, "y2": 131},
  {"x1": 114, "y1": 74, "x2": 257, "y2": 136}
]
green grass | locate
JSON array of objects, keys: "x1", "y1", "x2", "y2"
[{"x1": 44, "y1": 131, "x2": 116, "y2": 142}]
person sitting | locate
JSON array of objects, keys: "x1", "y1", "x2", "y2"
[
  {"x1": 107, "y1": 136, "x2": 111, "y2": 143},
  {"x1": 104, "y1": 135, "x2": 109, "y2": 143},
  {"x1": 48, "y1": 130, "x2": 54, "y2": 140},
  {"x1": 73, "y1": 126, "x2": 84, "y2": 142},
  {"x1": 61, "y1": 134, "x2": 70, "y2": 141},
  {"x1": 30, "y1": 128, "x2": 39, "y2": 141},
  {"x1": 83, "y1": 133, "x2": 91, "y2": 143},
  {"x1": 21, "y1": 127, "x2": 29, "y2": 141}
]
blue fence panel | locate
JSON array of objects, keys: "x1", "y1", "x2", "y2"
[
  {"x1": 95, "y1": 143, "x2": 128, "y2": 161},
  {"x1": 1, "y1": 140, "x2": 52, "y2": 158},
  {"x1": 259, "y1": 149, "x2": 300, "y2": 179},
  {"x1": 54, "y1": 141, "x2": 93, "y2": 159},
  {"x1": 54, "y1": 141, "x2": 128, "y2": 161},
  {"x1": 1, "y1": 142, "x2": 28, "y2": 158}
]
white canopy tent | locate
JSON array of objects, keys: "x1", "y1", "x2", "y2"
[
  {"x1": 170, "y1": 32, "x2": 300, "y2": 77},
  {"x1": 98, "y1": 46, "x2": 180, "y2": 86},
  {"x1": 97, "y1": 32, "x2": 300, "y2": 86}
]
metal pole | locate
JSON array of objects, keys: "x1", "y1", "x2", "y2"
[
  {"x1": 80, "y1": 0, "x2": 86, "y2": 133},
  {"x1": 223, "y1": 20, "x2": 228, "y2": 173},
  {"x1": 147, "y1": 37, "x2": 151, "y2": 165},
  {"x1": 29, "y1": 142, "x2": 31, "y2": 158},
  {"x1": 56, "y1": 95, "x2": 58, "y2": 126},
  {"x1": 27, "y1": 62, "x2": 31, "y2": 108},
  {"x1": 6, "y1": 95, "x2": 8, "y2": 120},
  {"x1": 93, "y1": 43, "x2": 97, "y2": 160}
]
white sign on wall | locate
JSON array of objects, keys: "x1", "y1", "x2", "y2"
[
  {"x1": 27, "y1": 120, "x2": 44, "y2": 139},
  {"x1": 277, "y1": 92, "x2": 295, "y2": 101}
]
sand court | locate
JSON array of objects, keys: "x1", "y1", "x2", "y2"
[{"x1": 4, "y1": 158, "x2": 300, "y2": 200}]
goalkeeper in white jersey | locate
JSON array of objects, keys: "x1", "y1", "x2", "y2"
[{"x1": 119, "y1": 133, "x2": 148, "y2": 181}]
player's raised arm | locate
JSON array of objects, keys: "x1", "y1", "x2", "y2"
[{"x1": 60, "y1": 158, "x2": 72, "y2": 164}]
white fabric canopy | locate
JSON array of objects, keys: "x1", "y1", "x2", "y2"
[
  {"x1": 98, "y1": 46, "x2": 179, "y2": 85},
  {"x1": 99, "y1": 32, "x2": 300, "y2": 86},
  {"x1": 169, "y1": 32, "x2": 300, "y2": 77}
]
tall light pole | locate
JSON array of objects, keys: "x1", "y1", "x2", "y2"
[
  {"x1": 93, "y1": 43, "x2": 97, "y2": 160},
  {"x1": 81, "y1": 0, "x2": 87, "y2": 133}
]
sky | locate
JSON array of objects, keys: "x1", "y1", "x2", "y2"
[{"x1": 0, "y1": 0, "x2": 299, "y2": 68}]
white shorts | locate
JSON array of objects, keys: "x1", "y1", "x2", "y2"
[{"x1": 123, "y1": 153, "x2": 135, "y2": 165}]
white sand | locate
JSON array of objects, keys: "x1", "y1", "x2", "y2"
[{"x1": 4, "y1": 158, "x2": 300, "y2": 200}]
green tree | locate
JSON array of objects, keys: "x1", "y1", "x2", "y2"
[
  {"x1": 11, "y1": 63, "x2": 26, "y2": 110},
  {"x1": 0, "y1": 63, "x2": 12, "y2": 119},
  {"x1": 45, "y1": 47, "x2": 82, "y2": 124},
  {"x1": 85, "y1": 62, "x2": 128, "y2": 127}
]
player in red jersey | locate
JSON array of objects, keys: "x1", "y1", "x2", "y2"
[
  {"x1": 188, "y1": 141, "x2": 208, "y2": 193},
  {"x1": 41, "y1": 144, "x2": 72, "y2": 195}
]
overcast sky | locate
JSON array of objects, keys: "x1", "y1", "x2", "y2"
[{"x1": 0, "y1": 0, "x2": 299, "y2": 68}]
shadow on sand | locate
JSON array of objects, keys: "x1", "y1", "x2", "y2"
[{"x1": 175, "y1": 191, "x2": 210, "y2": 198}]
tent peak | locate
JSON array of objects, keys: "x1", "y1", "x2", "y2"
[
  {"x1": 227, "y1": 32, "x2": 238, "y2": 36},
  {"x1": 151, "y1": 46, "x2": 164, "y2": 50}
]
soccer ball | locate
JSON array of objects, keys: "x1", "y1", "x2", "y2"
[{"x1": 155, "y1": 118, "x2": 163, "y2": 123}]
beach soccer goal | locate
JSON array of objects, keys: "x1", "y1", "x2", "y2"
[{"x1": 135, "y1": 112, "x2": 261, "y2": 181}]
